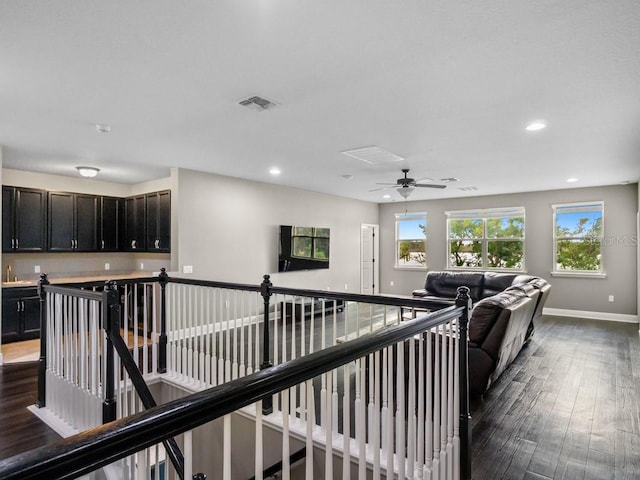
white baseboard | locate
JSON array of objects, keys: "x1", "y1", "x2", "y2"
[{"x1": 543, "y1": 307, "x2": 639, "y2": 324}]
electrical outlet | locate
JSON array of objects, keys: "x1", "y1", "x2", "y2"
[
  {"x1": 183, "y1": 265, "x2": 193, "y2": 274},
  {"x1": 608, "y1": 295, "x2": 614, "y2": 302},
  {"x1": 34, "y1": 265, "x2": 41, "y2": 273},
  {"x1": 140, "y1": 262, "x2": 144, "y2": 270},
  {"x1": 344, "y1": 283, "x2": 348, "y2": 290},
  {"x1": 104, "y1": 263, "x2": 110, "y2": 270},
  {"x1": 390, "y1": 280, "x2": 394, "y2": 287}
]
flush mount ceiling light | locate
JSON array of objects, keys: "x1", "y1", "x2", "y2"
[
  {"x1": 566, "y1": 177, "x2": 578, "y2": 183},
  {"x1": 95, "y1": 124, "x2": 111, "y2": 134},
  {"x1": 269, "y1": 167, "x2": 281, "y2": 176},
  {"x1": 525, "y1": 120, "x2": 547, "y2": 131},
  {"x1": 76, "y1": 166, "x2": 100, "y2": 178}
]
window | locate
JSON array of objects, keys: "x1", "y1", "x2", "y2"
[
  {"x1": 291, "y1": 227, "x2": 330, "y2": 261},
  {"x1": 395, "y1": 213, "x2": 427, "y2": 267},
  {"x1": 446, "y1": 207, "x2": 525, "y2": 270},
  {"x1": 553, "y1": 202, "x2": 603, "y2": 273}
]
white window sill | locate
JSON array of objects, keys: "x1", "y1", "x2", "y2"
[
  {"x1": 550, "y1": 271, "x2": 607, "y2": 279},
  {"x1": 394, "y1": 265, "x2": 428, "y2": 271},
  {"x1": 445, "y1": 268, "x2": 527, "y2": 274}
]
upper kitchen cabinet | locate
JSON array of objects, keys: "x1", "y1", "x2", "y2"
[
  {"x1": 146, "y1": 190, "x2": 171, "y2": 252},
  {"x1": 100, "y1": 196, "x2": 123, "y2": 251},
  {"x1": 48, "y1": 192, "x2": 99, "y2": 252},
  {"x1": 2, "y1": 186, "x2": 47, "y2": 253},
  {"x1": 124, "y1": 194, "x2": 146, "y2": 251}
]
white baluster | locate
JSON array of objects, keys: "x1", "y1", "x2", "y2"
[
  {"x1": 223, "y1": 415, "x2": 231, "y2": 480},
  {"x1": 184, "y1": 430, "x2": 193, "y2": 480},
  {"x1": 255, "y1": 400, "x2": 263, "y2": 480},
  {"x1": 408, "y1": 337, "x2": 416, "y2": 479},
  {"x1": 305, "y1": 380, "x2": 314, "y2": 479},
  {"x1": 372, "y1": 350, "x2": 381, "y2": 480},
  {"x1": 282, "y1": 390, "x2": 291, "y2": 480},
  {"x1": 396, "y1": 341, "x2": 405, "y2": 480}
]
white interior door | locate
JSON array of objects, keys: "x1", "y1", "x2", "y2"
[{"x1": 360, "y1": 224, "x2": 379, "y2": 295}]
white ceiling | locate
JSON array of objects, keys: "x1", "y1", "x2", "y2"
[{"x1": 1, "y1": 1, "x2": 639, "y2": 203}]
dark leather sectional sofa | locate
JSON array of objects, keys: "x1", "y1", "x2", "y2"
[{"x1": 412, "y1": 271, "x2": 551, "y2": 395}]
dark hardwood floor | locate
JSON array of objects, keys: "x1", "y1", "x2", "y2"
[
  {"x1": 0, "y1": 361, "x2": 60, "y2": 460},
  {"x1": 1, "y1": 314, "x2": 638, "y2": 480},
  {"x1": 471, "y1": 315, "x2": 640, "y2": 480}
]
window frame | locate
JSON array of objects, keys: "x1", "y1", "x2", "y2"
[
  {"x1": 446, "y1": 206, "x2": 526, "y2": 272},
  {"x1": 552, "y1": 201, "x2": 604, "y2": 277},
  {"x1": 394, "y1": 212, "x2": 427, "y2": 270}
]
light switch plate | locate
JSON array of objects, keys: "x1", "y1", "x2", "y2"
[
  {"x1": 34, "y1": 265, "x2": 41, "y2": 273},
  {"x1": 183, "y1": 265, "x2": 193, "y2": 274}
]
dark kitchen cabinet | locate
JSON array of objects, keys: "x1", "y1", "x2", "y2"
[
  {"x1": 1, "y1": 287, "x2": 40, "y2": 343},
  {"x1": 48, "y1": 192, "x2": 99, "y2": 252},
  {"x1": 125, "y1": 194, "x2": 146, "y2": 251},
  {"x1": 100, "y1": 196, "x2": 123, "y2": 251},
  {"x1": 146, "y1": 190, "x2": 171, "y2": 252},
  {"x1": 2, "y1": 186, "x2": 47, "y2": 253}
]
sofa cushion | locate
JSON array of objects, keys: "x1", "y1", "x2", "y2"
[
  {"x1": 469, "y1": 289, "x2": 528, "y2": 355},
  {"x1": 482, "y1": 272, "x2": 519, "y2": 298},
  {"x1": 425, "y1": 271, "x2": 484, "y2": 301}
]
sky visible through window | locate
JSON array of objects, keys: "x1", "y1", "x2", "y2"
[
  {"x1": 398, "y1": 219, "x2": 425, "y2": 239},
  {"x1": 556, "y1": 211, "x2": 601, "y2": 234}
]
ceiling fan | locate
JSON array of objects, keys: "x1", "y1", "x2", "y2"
[{"x1": 372, "y1": 169, "x2": 447, "y2": 198}]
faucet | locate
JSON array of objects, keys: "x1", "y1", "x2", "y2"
[{"x1": 5, "y1": 265, "x2": 11, "y2": 283}]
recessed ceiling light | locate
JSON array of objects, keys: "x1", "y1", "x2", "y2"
[
  {"x1": 341, "y1": 174, "x2": 354, "y2": 180},
  {"x1": 566, "y1": 177, "x2": 578, "y2": 183},
  {"x1": 525, "y1": 121, "x2": 547, "y2": 131},
  {"x1": 269, "y1": 167, "x2": 281, "y2": 176},
  {"x1": 96, "y1": 124, "x2": 111, "y2": 134},
  {"x1": 382, "y1": 194, "x2": 391, "y2": 199},
  {"x1": 76, "y1": 166, "x2": 100, "y2": 178}
]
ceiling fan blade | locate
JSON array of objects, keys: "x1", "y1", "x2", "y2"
[
  {"x1": 369, "y1": 186, "x2": 396, "y2": 192},
  {"x1": 414, "y1": 183, "x2": 447, "y2": 189},
  {"x1": 375, "y1": 182, "x2": 400, "y2": 186}
]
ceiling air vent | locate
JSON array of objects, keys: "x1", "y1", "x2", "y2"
[
  {"x1": 238, "y1": 95, "x2": 277, "y2": 111},
  {"x1": 341, "y1": 146, "x2": 404, "y2": 165},
  {"x1": 458, "y1": 186, "x2": 479, "y2": 191}
]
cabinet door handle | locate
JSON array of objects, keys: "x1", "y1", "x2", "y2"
[
  {"x1": 101, "y1": 240, "x2": 105, "y2": 250},
  {"x1": 132, "y1": 240, "x2": 136, "y2": 249},
  {"x1": 15, "y1": 239, "x2": 18, "y2": 249},
  {"x1": 17, "y1": 302, "x2": 20, "y2": 312},
  {"x1": 11, "y1": 239, "x2": 14, "y2": 249},
  {"x1": 155, "y1": 239, "x2": 159, "y2": 248}
]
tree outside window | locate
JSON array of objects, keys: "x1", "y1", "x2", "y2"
[
  {"x1": 396, "y1": 213, "x2": 427, "y2": 267},
  {"x1": 553, "y1": 202, "x2": 603, "y2": 272},
  {"x1": 447, "y1": 208, "x2": 525, "y2": 270}
]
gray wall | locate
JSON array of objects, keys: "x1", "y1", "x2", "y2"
[
  {"x1": 378, "y1": 184, "x2": 638, "y2": 315},
  {"x1": 172, "y1": 168, "x2": 379, "y2": 291}
]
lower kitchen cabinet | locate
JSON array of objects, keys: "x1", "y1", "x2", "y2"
[{"x1": 2, "y1": 287, "x2": 40, "y2": 343}]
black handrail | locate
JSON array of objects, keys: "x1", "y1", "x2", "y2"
[{"x1": 0, "y1": 302, "x2": 467, "y2": 480}]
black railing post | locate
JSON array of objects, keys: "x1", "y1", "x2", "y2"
[
  {"x1": 102, "y1": 281, "x2": 119, "y2": 423},
  {"x1": 36, "y1": 273, "x2": 50, "y2": 408},
  {"x1": 158, "y1": 267, "x2": 169, "y2": 373},
  {"x1": 259, "y1": 274, "x2": 273, "y2": 414},
  {"x1": 456, "y1": 286, "x2": 472, "y2": 480}
]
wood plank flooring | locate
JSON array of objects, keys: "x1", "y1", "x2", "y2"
[
  {"x1": 471, "y1": 315, "x2": 640, "y2": 480},
  {"x1": 0, "y1": 314, "x2": 638, "y2": 480},
  {"x1": 0, "y1": 361, "x2": 60, "y2": 459}
]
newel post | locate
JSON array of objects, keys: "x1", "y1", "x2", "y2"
[
  {"x1": 260, "y1": 274, "x2": 273, "y2": 414},
  {"x1": 456, "y1": 286, "x2": 472, "y2": 480},
  {"x1": 102, "y1": 281, "x2": 120, "y2": 423},
  {"x1": 158, "y1": 267, "x2": 169, "y2": 373},
  {"x1": 36, "y1": 273, "x2": 50, "y2": 408}
]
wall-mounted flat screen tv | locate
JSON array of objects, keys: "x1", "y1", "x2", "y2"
[{"x1": 278, "y1": 225, "x2": 330, "y2": 272}]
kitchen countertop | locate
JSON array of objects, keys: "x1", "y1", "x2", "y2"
[{"x1": 1, "y1": 272, "x2": 159, "y2": 289}]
